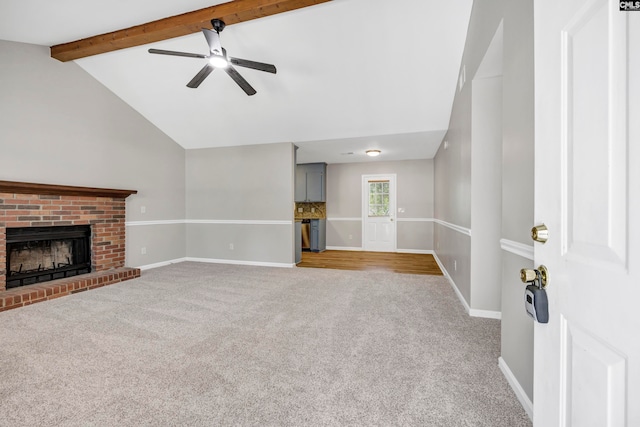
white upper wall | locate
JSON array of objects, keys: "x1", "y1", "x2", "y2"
[
  {"x1": 327, "y1": 159, "x2": 433, "y2": 220},
  {"x1": 68, "y1": 0, "x2": 472, "y2": 154},
  {"x1": 0, "y1": 40, "x2": 187, "y2": 267},
  {"x1": 0, "y1": 40, "x2": 186, "y2": 222}
]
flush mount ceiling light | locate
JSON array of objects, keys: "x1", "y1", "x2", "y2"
[{"x1": 366, "y1": 150, "x2": 381, "y2": 157}]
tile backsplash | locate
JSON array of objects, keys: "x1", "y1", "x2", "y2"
[{"x1": 295, "y1": 202, "x2": 326, "y2": 219}]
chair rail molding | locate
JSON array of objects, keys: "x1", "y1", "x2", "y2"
[
  {"x1": 500, "y1": 238, "x2": 534, "y2": 260},
  {"x1": 126, "y1": 219, "x2": 293, "y2": 226},
  {"x1": 433, "y1": 219, "x2": 472, "y2": 236}
]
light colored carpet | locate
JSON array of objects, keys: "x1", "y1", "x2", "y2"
[{"x1": 0, "y1": 262, "x2": 531, "y2": 426}]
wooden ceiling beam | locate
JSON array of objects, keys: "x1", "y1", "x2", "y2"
[{"x1": 50, "y1": 0, "x2": 331, "y2": 62}]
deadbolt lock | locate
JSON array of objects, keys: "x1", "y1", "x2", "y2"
[
  {"x1": 531, "y1": 224, "x2": 549, "y2": 243},
  {"x1": 520, "y1": 265, "x2": 549, "y2": 289}
]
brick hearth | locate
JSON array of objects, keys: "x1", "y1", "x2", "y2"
[{"x1": 0, "y1": 181, "x2": 140, "y2": 312}]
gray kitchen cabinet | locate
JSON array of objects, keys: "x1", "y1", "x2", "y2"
[
  {"x1": 295, "y1": 166, "x2": 307, "y2": 202},
  {"x1": 295, "y1": 163, "x2": 326, "y2": 202},
  {"x1": 310, "y1": 219, "x2": 326, "y2": 252}
]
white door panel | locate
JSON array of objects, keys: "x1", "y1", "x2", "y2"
[
  {"x1": 366, "y1": 223, "x2": 392, "y2": 245},
  {"x1": 564, "y1": 321, "x2": 627, "y2": 427},
  {"x1": 362, "y1": 175, "x2": 396, "y2": 252},
  {"x1": 379, "y1": 223, "x2": 392, "y2": 242},
  {"x1": 534, "y1": 1, "x2": 639, "y2": 426}
]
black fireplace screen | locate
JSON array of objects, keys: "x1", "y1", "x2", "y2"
[{"x1": 5, "y1": 225, "x2": 91, "y2": 289}]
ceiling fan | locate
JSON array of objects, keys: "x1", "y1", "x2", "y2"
[{"x1": 148, "y1": 19, "x2": 277, "y2": 96}]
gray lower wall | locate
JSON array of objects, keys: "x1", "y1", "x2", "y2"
[
  {"x1": 501, "y1": 250, "x2": 534, "y2": 401},
  {"x1": 326, "y1": 159, "x2": 434, "y2": 251},
  {"x1": 397, "y1": 221, "x2": 434, "y2": 251},
  {"x1": 0, "y1": 40, "x2": 186, "y2": 270},
  {"x1": 126, "y1": 224, "x2": 186, "y2": 267},
  {"x1": 326, "y1": 220, "x2": 362, "y2": 248},
  {"x1": 326, "y1": 220, "x2": 434, "y2": 251},
  {"x1": 186, "y1": 223, "x2": 293, "y2": 264},
  {"x1": 185, "y1": 143, "x2": 295, "y2": 265},
  {"x1": 434, "y1": 224, "x2": 471, "y2": 305}
]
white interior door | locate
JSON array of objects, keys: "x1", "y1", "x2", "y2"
[
  {"x1": 534, "y1": 1, "x2": 639, "y2": 426},
  {"x1": 362, "y1": 174, "x2": 396, "y2": 252}
]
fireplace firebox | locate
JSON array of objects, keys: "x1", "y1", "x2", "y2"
[{"x1": 6, "y1": 225, "x2": 91, "y2": 289}]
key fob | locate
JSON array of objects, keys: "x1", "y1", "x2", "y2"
[{"x1": 525, "y1": 284, "x2": 549, "y2": 323}]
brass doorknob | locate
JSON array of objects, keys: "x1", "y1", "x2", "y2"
[
  {"x1": 521, "y1": 268, "x2": 537, "y2": 283},
  {"x1": 531, "y1": 224, "x2": 549, "y2": 243},
  {"x1": 520, "y1": 265, "x2": 549, "y2": 288}
]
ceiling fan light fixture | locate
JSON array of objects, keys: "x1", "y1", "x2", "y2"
[
  {"x1": 149, "y1": 21, "x2": 276, "y2": 94},
  {"x1": 366, "y1": 149, "x2": 381, "y2": 157},
  {"x1": 209, "y1": 54, "x2": 228, "y2": 68}
]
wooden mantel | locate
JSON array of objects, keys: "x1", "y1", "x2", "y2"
[{"x1": 0, "y1": 180, "x2": 137, "y2": 199}]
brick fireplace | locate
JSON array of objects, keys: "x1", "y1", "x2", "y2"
[{"x1": 0, "y1": 181, "x2": 141, "y2": 312}]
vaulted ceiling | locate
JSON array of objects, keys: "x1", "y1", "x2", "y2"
[{"x1": 0, "y1": 0, "x2": 473, "y2": 163}]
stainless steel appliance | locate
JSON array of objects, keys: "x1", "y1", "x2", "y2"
[{"x1": 301, "y1": 219, "x2": 310, "y2": 250}]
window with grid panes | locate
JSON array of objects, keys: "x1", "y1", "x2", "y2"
[{"x1": 368, "y1": 181, "x2": 390, "y2": 216}]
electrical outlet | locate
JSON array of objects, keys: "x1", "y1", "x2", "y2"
[
  {"x1": 298, "y1": 207, "x2": 303, "y2": 213},
  {"x1": 454, "y1": 260, "x2": 457, "y2": 271},
  {"x1": 311, "y1": 207, "x2": 315, "y2": 213},
  {"x1": 348, "y1": 234, "x2": 353, "y2": 240},
  {"x1": 141, "y1": 247, "x2": 146, "y2": 255},
  {"x1": 436, "y1": 241, "x2": 440, "y2": 249},
  {"x1": 141, "y1": 206, "x2": 146, "y2": 214},
  {"x1": 229, "y1": 243, "x2": 234, "y2": 250}
]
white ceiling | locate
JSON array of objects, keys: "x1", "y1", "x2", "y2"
[{"x1": 0, "y1": 0, "x2": 473, "y2": 164}]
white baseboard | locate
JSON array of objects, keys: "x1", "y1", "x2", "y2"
[
  {"x1": 498, "y1": 357, "x2": 533, "y2": 421},
  {"x1": 138, "y1": 257, "x2": 295, "y2": 270},
  {"x1": 137, "y1": 258, "x2": 188, "y2": 271},
  {"x1": 326, "y1": 247, "x2": 434, "y2": 254},
  {"x1": 432, "y1": 253, "x2": 501, "y2": 320},
  {"x1": 185, "y1": 257, "x2": 294, "y2": 268},
  {"x1": 470, "y1": 308, "x2": 502, "y2": 320},
  {"x1": 432, "y1": 253, "x2": 470, "y2": 312}
]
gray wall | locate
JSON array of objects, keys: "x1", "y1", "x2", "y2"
[
  {"x1": 326, "y1": 159, "x2": 434, "y2": 251},
  {"x1": 185, "y1": 143, "x2": 295, "y2": 265},
  {"x1": 433, "y1": 0, "x2": 535, "y2": 407},
  {"x1": 0, "y1": 40, "x2": 186, "y2": 268},
  {"x1": 470, "y1": 76, "x2": 503, "y2": 312},
  {"x1": 501, "y1": 0, "x2": 535, "y2": 405}
]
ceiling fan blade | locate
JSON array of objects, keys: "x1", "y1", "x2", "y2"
[
  {"x1": 224, "y1": 65, "x2": 257, "y2": 96},
  {"x1": 229, "y1": 57, "x2": 277, "y2": 74},
  {"x1": 187, "y1": 64, "x2": 214, "y2": 88},
  {"x1": 148, "y1": 48, "x2": 206, "y2": 59},
  {"x1": 202, "y1": 29, "x2": 223, "y2": 55}
]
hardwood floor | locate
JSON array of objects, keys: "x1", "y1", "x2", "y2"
[{"x1": 297, "y1": 250, "x2": 443, "y2": 275}]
